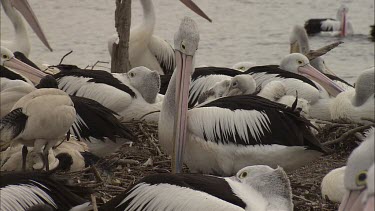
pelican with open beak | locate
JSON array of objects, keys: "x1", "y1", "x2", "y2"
[{"x1": 1, "y1": 47, "x2": 47, "y2": 84}]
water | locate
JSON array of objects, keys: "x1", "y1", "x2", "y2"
[{"x1": 1, "y1": 0, "x2": 374, "y2": 83}]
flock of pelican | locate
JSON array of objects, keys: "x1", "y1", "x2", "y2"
[{"x1": 0, "y1": 0, "x2": 374, "y2": 210}]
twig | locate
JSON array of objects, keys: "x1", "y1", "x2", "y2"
[
  {"x1": 139, "y1": 110, "x2": 160, "y2": 120},
  {"x1": 59, "y1": 50, "x2": 73, "y2": 65},
  {"x1": 293, "y1": 194, "x2": 315, "y2": 204},
  {"x1": 322, "y1": 124, "x2": 375, "y2": 146},
  {"x1": 312, "y1": 119, "x2": 351, "y2": 126},
  {"x1": 117, "y1": 158, "x2": 140, "y2": 165},
  {"x1": 91, "y1": 166, "x2": 104, "y2": 183},
  {"x1": 91, "y1": 61, "x2": 110, "y2": 70},
  {"x1": 91, "y1": 194, "x2": 98, "y2": 211}
]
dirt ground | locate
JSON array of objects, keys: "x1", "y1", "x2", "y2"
[{"x1": 56, "y1": 120, "x2": 372, "y2": 211}]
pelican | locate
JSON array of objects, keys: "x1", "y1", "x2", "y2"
[
  {"x1": 232, "y1": 61, "x2": 257, "y2": 72},
  {"x1": 0, "y1": 171, "x2": 90, "y2": 210},
  {"x1": 159, "y1": 17, "x2": 326, "y2": 176},
  {"x1": 330, "y1": 67, "x2": 374, "y2": 123},
  {"x1": 1, "y1": 0, "x2": 52, "y2": 56},
  {"x1": 339, "y1": 128, "x2": 374, "y2": 211},
  {"x1": 99, "y1": 165, "x2": 293, "y2": 211},
  {"x1": 304, "y1": 5, "x2": 353, "y2": 37},
  {"x1": 53, "y1": 65, "x2": 162, "y2": 122},
  {"x1": 108, "y1": 0, "x2": 211, "y2": 75}
]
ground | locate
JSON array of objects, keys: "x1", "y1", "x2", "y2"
[{"x1": 55, "y1": 120, "x2": 372, "y2": 211}]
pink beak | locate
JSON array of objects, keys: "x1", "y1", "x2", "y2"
[
  {"x1": 298, "y1": 64, "x2": 344, "y2": 97},
  {"x1": 4, "y1": 57, "x2": 48, "y2": 84},
  {"x1": 364, "y1": 196, "x2": 374, "y2": 211},
  {"x1": 341, "y1": 10, "x2": 347, "y2": 37},
  {"x1": 339, "y1": 190, "x2": 366, "y2": 211},
  {"x1": 172, "y1": 50, "x2": 194, "y2": 173}
]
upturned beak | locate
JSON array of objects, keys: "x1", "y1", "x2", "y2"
[
  {"x1": 341, "y1": 11, "x2": 347, "y2": 37},
  {"x1": 322, "y1": 63, "x2": 338, "y2": 76},
  {"x1": 172, "y1": 50, "x2": 194, "y2": 173},
  {"x1": 298, "y1": 64, "x2": 344, "y2": 97},
  {"x1": 339, "y1": 190, "x2": 366, "y2": 211},
  {"x1": 9, "y1": 0, "x2": 52, "y2": 51},
  {"x1": 4, "y1": 57, "x2": 47, "y2": 84},
  {"x1": 180, "y1": 0, "x2": 212, "y2": 22}
]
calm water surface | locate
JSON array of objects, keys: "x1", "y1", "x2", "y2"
[{"x1": 1, "y1": 0, "x2": 374, "y2": 82}]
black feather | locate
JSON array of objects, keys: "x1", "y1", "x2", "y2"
[
  {"x1": 0, "y1": 108, "x2": 28, "y2": 140},
  {"x1": 304, "y1": 18, "x2": 335, "y2": 35},
  {"x1": 192, "y1": 67, "x2": 242, "y2": 81},
  {"x1": 70, "y1": 96, "x2": 134, "y2": 142}
]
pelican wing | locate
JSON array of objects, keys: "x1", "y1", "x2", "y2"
[
  {"x1": 100, "y1": 173, "x2": 245, "y2": 211},
  {"x1": 0, "y1": 108, "x2": 28, "y2": 141},
  {"x1": 69, "y1": 96, "x2": 134, "y2": 142},
  {"x1": 188, "y1": 95, "x2": 325, "y2": 151},
  {"x1": 148, "y1": 36, "x2": 175, "y2": 75}
]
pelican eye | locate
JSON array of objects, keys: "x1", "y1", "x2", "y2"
[
  {"x1": 232, "y1": 81, "x2": 238, "y2": 87},
  {"x1": 2, "y1": 54, "x2": 9, "y2": 59},
  {"x1": 239, "y1": 66, "x2": 245, "y2": 70},
  {"x1": 356, "y1": 171, "x2": 367, "y2": 186},
  {"x1": 239, "y1": 171, "x2": 248, "y2": 179},
  {"x1": 181, "y1": 43, "x2": 186, "y2": 50},
  {"x1": 129, "y1": 72, "x2": 135, "y2": 77},
  {"x1": 297, "y1": 60, "x2": 303, "y2": 65}
]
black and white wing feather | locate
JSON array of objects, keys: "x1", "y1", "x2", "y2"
[
  {"x1": 69, "y1": 96, "x2": 134, "y2": 142},
  {"x1": 0, "y1": 108, "x2": 28, "y2": 142},
  {"x1": 149, "y1": 36, "x2": 176, "y2": 75},
  {"x1": 0, "y1": 171, "x2": 90, "y2": 211},
  {"x1": 99, "y1": 173, "x2": 245, "y2": 211},
  {"x1": 189, "y1": 95, "x2": 325, "y2": 152}
]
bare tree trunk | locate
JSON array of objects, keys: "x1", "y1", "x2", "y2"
[{"x1": 111, "y1": 0, "x2": 132, "y2": 73}]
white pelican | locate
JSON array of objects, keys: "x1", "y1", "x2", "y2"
[
  {"x1": 330, "y1": 67, "x2": 374, "y2": 123},
  {"x1": 1, "y1": 0, "x2": 52, "y2": 56},
  {"x1": 99, "y1": 165, "x2": 293, "y2": 211},
  {"x1": 53, "y1": 65, "x2": 162, "y2": 122},
  {"x1": 321, "y1": 166, "x2": 346, "y2": 203},
  {"x1": 304, "y1": 5, "x2": 353, "y2": 37},
  {"x1": 108, "y1": 0, "x2": 211, "y2": 75},
  {"x1": 339, "y1": 128, "x2": 374, "y2": 211},
  {"x1": 159, "y1": 17, "x2": 326, "y2": 176},
  {"x1": 0, "y1": 171, "x2": 90, "y2": 210}
]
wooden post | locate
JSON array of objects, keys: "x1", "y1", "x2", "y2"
[{"x1": 111, "y1": 0, "x2": 132, "y2": 73}]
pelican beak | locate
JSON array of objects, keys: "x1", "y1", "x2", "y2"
[
  {"x1": 322, "y1": 63, "x2": 338, "y2": 76},
  {"x1": 364, "y1": 195, "x2": 374, "y2": 211},
  {"x1": 172, "y1": 50, "x2": 194, "y2": 173},
  {"x1": 4, "y1": 57, "x2": 47, "y2": 84},
  {"x1": 9, "y1": 0, "x2": 52, "y2": 51},
  {"x1": 341, "y1": 10, "x2": 347, "y2": 37},
  {"x1": 339, "y1": 190, "x2": 365, "y2": 211},
  {"x1": 298, "y1": 64, "x2": 344, "y2": 97},
  {"x1": 180, "y1": 0, "x2": 212, "y2": 22}
]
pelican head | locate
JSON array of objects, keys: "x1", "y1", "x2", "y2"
[
  {"x1": 172, "y1": 17, "x2": 199, "y2": 173},
  {"x1": 352, "y1": 67, "x2": 375, "y2": 106},
  {"x1": 280, "y1": 53, "x2": 344, "y2": 97},
  {"x1": 127, "y1": 66, "x2": 160, "y2": 104},
  {"x1": 339, "y1": 128, "x2": 374, "y2": 211},
  {"x1": 197, "y1": 80, "x2": 230, "y2": 104},
  {"x1": 1, "y1": 46, "x2": 47, "y2": 84},
  {"x1": 227, "y1": 75, "x2": 257, "y2": 96},
  {"x1": 233, "y1": 165, "x2": 293, "y2": 210}
]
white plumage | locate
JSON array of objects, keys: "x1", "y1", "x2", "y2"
[{"x1": 321, "y1": 166, "x2": 346, "y2": 202}]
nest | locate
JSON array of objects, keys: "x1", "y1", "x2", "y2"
[{"x1": 54, "y1": 119, "x2": 374, "y2": 210}]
